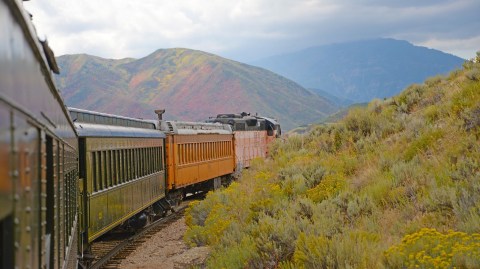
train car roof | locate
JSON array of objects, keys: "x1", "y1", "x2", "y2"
[
  {"x1": 257, "y1": 116, "x2": 279, "y2": 126},
  {"x1": 69, "y1": 107, "x2": 159, "y2": 130},
  {"x1": 74, "y1": 122, "x2": 165, "y2": 138},
  {"x1": 2, "y1": 1, "x2": 78, "y2": 137},
  {"x1": 160, "y1": 121, "x2": 232, "y2": 135}
]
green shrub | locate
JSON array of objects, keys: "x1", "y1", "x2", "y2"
[
  {"x1": 465, "y1": 68, "x2": 480, "y2": 81},
  {"x1": 424, "y1": 75, "x2": 445, "y2": 87},
  {"x1": 293, "y1": 230, "x2": 381, "y2": 269},
  {"x1": 403, "y1": 128, "x2": 443, "y2": 161}
]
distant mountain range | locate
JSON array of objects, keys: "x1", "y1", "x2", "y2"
[
  {"x1": 251, "y1": 38, "x2": 464, "y2": 103},
  {"x1": 55, "y1": 49, "x2": 338, "y2": 130}
]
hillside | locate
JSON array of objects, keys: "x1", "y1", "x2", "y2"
[
  {"x1": 55, "y1": 49, "x2": 338, "y2": 130},
  {"x1": 251, "y1": 38, "x2": 464, "y2": 103},
  {"x1": 185, "y1": 57, "x2": 480, "y2": 268}
]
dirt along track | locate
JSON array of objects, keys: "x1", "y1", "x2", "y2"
[{"x1": 116, "y1": 215, "x2": 210, "y2": 269}]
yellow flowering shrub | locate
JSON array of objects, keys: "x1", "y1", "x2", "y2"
[
  {"x1": 384, "y1": 228, "x2": 480, "y2": 268},
  {"x1": 306, "y1": 173, "x2": 346, "y2": 203}
]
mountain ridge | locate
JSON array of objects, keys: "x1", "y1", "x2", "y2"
[
  {"x1": 55, "y1": 48, "x2": 338, "y2": 130},
  {"x1": 251, "y1": 38, "x2": 464, "y2": 103}
]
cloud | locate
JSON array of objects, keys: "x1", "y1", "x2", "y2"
[{"x1": 24, "y1": 0, "x2": 480, "y2": 61}]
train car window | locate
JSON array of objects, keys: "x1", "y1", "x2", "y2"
[
  {"x1": 191, "y1": 144, "x2": 195, "y2": 163},
  {"x1": 212, "y1": 142, "x2": 216, "y2": 159},
  {"x1": 130, "y1": 148, "x2": 134, "y2": 180},
  {"x1": 209, "y1": 142, "x2": 212, "y2": 160},
  {"x1": 177, "y1": 144, "x2": 181, "y2": 164},
  {"x1": 123, "y1": 149, "x2": 127, "y2": 181},
  {"x1": 185, "y1": 144, "x2": 188, "y2": 164},
  {"x1": 260, "y1": 121, "x2": 266, "y2": 130},
  {"x1": 220, "y1": 141, "x2": 223, "y2": 157},
  {"x1": 193, "y1": 143, "x2": 197, "y2": 163},
  {"x1": 130, "y1": 148, "x2": 133, "y2": 180},
  {"x1": 140, "y1": 148, "x2": 144, "y2": 176},
  {"x1": 184, "y1": 144, "x2": 188, "y2": 164},
  {"x1": 155, "y1": 147, "x2": 159, "y2": 171},
  {"x1": 143, "y1": 148, "x2": 146, "y2": 175},
  {"x1": 152, "y1": 147, "x2": 155, "y2": 173},
  {"x1": 205, "y1": 143, "x2": 208, "y2": 161},
  {"x1": 267, "y1": 122, "x2": 274, "y2": 136},
  {"x1": 135, "y1": 148, "x2": 138, "y2": 178},
  {"x1": 130, "y1": 148, "x2": 134, "y2": 179},
  {"x1": 190, "y1": 144, "x2": 194, "y2": 163},
  {"x1": 132, "y1": 149, "x2": 136, "y2": 179},
  {"x1": 96, "y1": 151, "x2": 101, "y2": 191},
  {"x1": 185, "y1": 144, "x2": 189, "y2": 164},
  {"x1": 147, "y1": 148, "x2": 150, "y2": 174},
  {"x1": 151, "y1": 148, "x2": 154, "y2": 172},
  {"x1": 110, "y1": 150, "x2": 115, "y2": 185},
  {"x1": 98, "y1": 151, "x2": 107, "y2": 188},
  {"x1": 98, "y1": 151, "x2": 103, "y2": 190},
  {"x1": 179, "y1": 144, "x2": 182, "y2": 164},
  {"x1": 92, "y1": 152, "x2": 97, "y2": 192},
  {"x1": 139, "y1": 148, "x2": 142, "y2": 177},
  {"x1": 147, "y1": 148, "x2": 149, "y2": 175},
  {"x1": 135, "y1": 148, "x2": 139, "y2": 178},
  {"x1": 117, "y1": 150, "x2": 122, "y2": 184},
  {"x1": 154, "y1": 147, "x2": 158, "y2": 171},
  {"x1": 144, "y1": 148, "x2": 148, "y2": 175},
  {"x1": 155, "y1": 147, "x2": 158, "y2": 169},
  {"x1": 146, "y1": 148, "x2": 149, "y2": 174},
  {"x1": 141, "y1": 148, "x2": 145, "y2": 176},
  {"x1": 140, "y1": 148, "x2": 143, "y2": 177},
  {"x1": 114, "y1": 150, "x2": 118, "y2": 185},
  {"x1": 208, "y1": 142, "x2": 212, "y2": 160},
  {"x1": 119, "y1": 150, "x2": 122, "y2": 182},
  {"x1": 197, "y1": 143, "x2": 200, "y2": 162},
  {"x1": 103, "y1": 151, "x2": 108, "y2": 188},
  {"x1": 106, "y1": 151, "x2": 111, "y2": 187},
  {"x1": 155, "y1": 147, "x2": 159, "y2": 170},
  {"x1": 183, "y1": 144, "x2": 187, "y2": 164},
  {"x1": 126, "y1": 149, "x2": 130, "y2": 181}
]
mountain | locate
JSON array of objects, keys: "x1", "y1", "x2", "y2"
[
  {"x1": 55, "y1": 49, "x2": 338, "y2": 130},
  {"x1": 251, "y1": 38, "x2": 464, "y2": 103}
]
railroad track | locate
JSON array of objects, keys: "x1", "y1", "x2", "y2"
[{"x1": 89, "y1": 203, "x2": 189, "y2": 269}]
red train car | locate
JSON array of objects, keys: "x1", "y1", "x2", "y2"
[{"x1": 210, "y1": 113, "x2": 281, "y2": 170}]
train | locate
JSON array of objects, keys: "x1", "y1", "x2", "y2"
[{"x1": 0, "y1": 1, "x2": 281, "y2": 268}]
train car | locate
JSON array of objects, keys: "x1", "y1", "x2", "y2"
[
  {"x1": 156, "y1": 111, "x2": 235, "y2": 201},
  {"x1": 68, "y1": 108, "x2": 166, "y2": 264},
  {"x1": 1, "y1": 1, "x2": 79, "y2": 269},
  {"x1": 211, "y1": 113, "x2": 281, "y2": 170}
]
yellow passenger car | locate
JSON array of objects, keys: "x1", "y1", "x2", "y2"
[{"x1": 161, "y1": 121, "x2": 235, "y2": 198}]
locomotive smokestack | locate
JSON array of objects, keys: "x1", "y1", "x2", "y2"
[{"x1": 154, "y1": 109, "x2": 165, "y2": 120}]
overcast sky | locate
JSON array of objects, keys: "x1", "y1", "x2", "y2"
[{"x1": 24, "y1": 0, "x2": 480, "y2": 62}]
